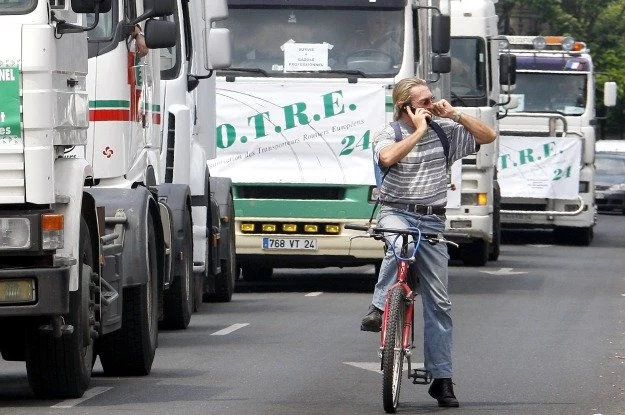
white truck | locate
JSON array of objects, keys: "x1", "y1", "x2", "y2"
[
  {"x1": 445, "y1": 0, "x2": 503, "y2": 265},
  {"x1": 497, "y1": 35, "x2": 617, "y2": 245},
  {"x1": 157, "y1": 0, "x2": 236, "y2": 306},
  {"x1": 0, "y1": 0, "x2": 233, "y2": 398},
  {"x1": 211, "y1": 0, "x2": 452, "y2": 280}
]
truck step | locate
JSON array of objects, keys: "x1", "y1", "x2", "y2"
[{"x1": 39, "y1": 316, "x2": 73, "y2": 337}]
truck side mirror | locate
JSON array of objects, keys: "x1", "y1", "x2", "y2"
[
  {"x1": 431, "y1": 14, "x2": 450, "y2": 54},
  {"x1": 71, "y1": 0, "x2": 110, "y2": 14},
  {"x1": 499, "y1": 53, "x2": 516, "y2": 89},
  {"x1": 205, "y1": 28, "x2": 231, "y2": 70},
  {"x1": 144, "y1": 19, "x2": 177, "y2": 48},
  {"x1": 432, "y1": 55, "x2": 451, "y2": 74},
  {"x1": 142, "y1": 0, "x2": 174, "y2": 18},
  {"x1": 206, "y1": 0, "x2": 228, "y2": 24},
  {"x1": 604, "y1": 81, "x2": 617, "y2": 107}
]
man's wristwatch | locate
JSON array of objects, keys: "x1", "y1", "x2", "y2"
[{"x1": 451, "y1": 111, "x2": 462, "y2": 123}]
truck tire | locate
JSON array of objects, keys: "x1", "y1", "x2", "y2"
[
  {"x1": 489, "y1": 188, "x2": 501, "y2": 261},
  {"x1": 98, "y1": 212, "x2": 159, "y2": 375},
  {"x1": 26, "y1": 217, "x2": 95, "y2": 398},
  {"x1": 461, "y1": 239, "x2": 489, "y2": 266},
  {"x1": 204, "y1": 198, "x2": 236, "y2": 302},
  {"x1": 193, "y1": 272, "x2": 203, "y2": 312},
  {"x1": 162, "y1": 208, "x2": 193, "y2": 328}
]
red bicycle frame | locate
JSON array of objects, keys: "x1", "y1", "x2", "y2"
[{"x1": 380, "y1": 259, "x2": 416, "y2": 350}]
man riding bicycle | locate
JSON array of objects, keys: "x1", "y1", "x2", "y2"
[{"x1": 361, "y1": 77, "x2": 496, "y2": 407}]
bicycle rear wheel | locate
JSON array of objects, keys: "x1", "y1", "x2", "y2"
[{"x1": 382, "y1": 286, "x2": 406, "y2": 413}]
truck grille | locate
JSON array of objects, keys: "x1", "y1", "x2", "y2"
[{"x1": 0, "y1": 144, "x2": 25, "y2": 203}]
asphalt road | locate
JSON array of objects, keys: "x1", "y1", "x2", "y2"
[{"x1": 1, "y1": 214, "x2": 624, "y2": 415}]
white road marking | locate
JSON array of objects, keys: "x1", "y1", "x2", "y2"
[
  {"x1": 211, "y1": 323, "x2": 249, "y2": 335},
  {"x1": 481, "y1": 267, "x2": 527, "y2": 276},
  {"x1": 305, "y1": 292, "x2": 323, "y2": 297},
  {"x1": 344, "y1": 361, "x2": 424, "y2": 373},
  {"x1": 51, "y1": 386, "x2": 112, "y2": 408}
]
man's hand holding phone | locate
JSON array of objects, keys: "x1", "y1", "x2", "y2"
[{"x1": 405, "y1": 105, "x2": 432, "y2": 129}]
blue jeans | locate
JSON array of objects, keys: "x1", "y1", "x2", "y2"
[{"x1": 372, "y1": 206, "x2": 452, "y2": 379}]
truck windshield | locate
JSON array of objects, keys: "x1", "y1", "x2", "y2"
[
  {"x1": 0, "y1": 0, "x2": 35, "y2": 13},
  {"x1": 510, "y1": 72, "x2": 587, "y2": 115},
  {"x1": 450, "y1": 37, "x2": 487, "y2": 103},
  {"x1": 217, "y1": 7, "x2": 404, "y2": 77}
]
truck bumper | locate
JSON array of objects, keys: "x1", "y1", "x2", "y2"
[
  {"x1": 501, "y1": 198, "x2": 595, "y2": 228},
  {"x1": 445, "y1": 213, "x2": 491, "y2": 243},
  {"x1": 0, "y1": 266, "x2": 70, "y2": 316}
]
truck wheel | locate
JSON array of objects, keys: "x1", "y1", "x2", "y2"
[
  {"x1": 162, "y1": 208, "x2": 193, "y2": 329},
  {"x1": 99, "y1": 213, "x2": 159, "y2": 375},
  {"x1": 204, "y1": 199, "x2": 237, "y2": 302},
  {"x1": 489, "y1": 188, "x2": 501, "y2": 261},
  {"x1": 461, "y1": 239, "x2": 489, "y2": 266},
  {"x1": 26, "y1": 217, "x2": 95, "y2": 398},
  {"x1": 193, "y1": 272, "x2": 203, "y2": 312},
  {"x1": 241, "y1": 265, "x2": 273, "y2": 281}
]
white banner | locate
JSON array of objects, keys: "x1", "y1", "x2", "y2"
[
  {"x1": 498, "y1": 136, "x2": 582, "y2": 199},
  {"x1": 212, "y1": 82, "x2": 385, "y2": 185}
]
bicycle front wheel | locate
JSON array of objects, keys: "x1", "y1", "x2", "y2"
[{"x1": 382, "y1": 286, "x2": 406, "y2": 413}]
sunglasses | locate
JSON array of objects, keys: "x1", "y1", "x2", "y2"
[{"x1": 410, "y1": 96, "x2": 436, "y2": 107}]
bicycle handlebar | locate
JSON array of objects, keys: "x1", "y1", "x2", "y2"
[
  {"x1": 345, "y1": 223, "x2": 437, "y2": 240},
  {"x1": 344, "y1": 223, "x2": 459, "y2": 248}
]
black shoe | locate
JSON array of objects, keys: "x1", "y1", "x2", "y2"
[
  {"x1": 360, "y1": 304, "x2": 382, "y2": 332},
  {"x1": 428, "y1": 378, "x2": 459, "y2": 407}
]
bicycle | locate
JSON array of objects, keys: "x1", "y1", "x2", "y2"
[{"x1": 346, "y1": 223, "x2": 458, "y2": 413}]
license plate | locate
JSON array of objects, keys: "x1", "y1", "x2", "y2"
[{"x1": 262, "y1": 237, "x2": 317, "y2": 250}]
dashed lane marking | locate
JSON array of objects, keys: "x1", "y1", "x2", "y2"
[
  {"x1": 51, "y1": 386, "x2": 112, "y2": 408},
  {"x1": 211, "y1": 323, "x2": 249, "y2": 335},
  {"x1": 305, "y1": 292, "x2": 323, "y2": 296}
]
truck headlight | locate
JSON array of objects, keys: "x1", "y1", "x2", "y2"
[
  {"x1": 369, "y1": 186, "x2": 380, "y2": 203},
  {"x1": 0, "y1": 218, "x2": 31, "y2": 249}
]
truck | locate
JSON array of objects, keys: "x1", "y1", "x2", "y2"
[
  {"x1": 210, "y1": 0, "x2": 452, "y2": 280},
  {"x1": 156, "y1": 1, "x2": 237, "y2": 306},
  {"x1": 0, "y1": 0, "x2": 234, "y2": 399},
  {"x1": 446, "y1": 0, "x2": 502, "y2": 265},
  {"x1": 497, "y1": 35, "x2": 617, "y2": 245}
]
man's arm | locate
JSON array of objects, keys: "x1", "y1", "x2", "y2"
[
  {"x1": 433, "y1": 99, "x2": 496, "y2": 145},
  {"x1": 131, "y1": 24, "x2": 148, "y2": 58},
  {"x1": 378, "y1": 107, "x2": 430, "y2": 167}
]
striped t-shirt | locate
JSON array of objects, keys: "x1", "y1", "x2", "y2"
[{"x1": 373, "y1": 119, "x2": 479, "y2": 206}]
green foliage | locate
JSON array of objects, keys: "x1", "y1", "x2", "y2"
[{"x1": 496, "y1": 0, "x2": 625, "y2": 137}]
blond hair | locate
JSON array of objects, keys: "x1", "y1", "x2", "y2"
[{"x1": 392, "y1": 77, "x2": 428, "y2": 120}]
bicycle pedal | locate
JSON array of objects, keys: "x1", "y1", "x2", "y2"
[{"x1": 409, "y1": 369, "x2": 432, "y2": 385}]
